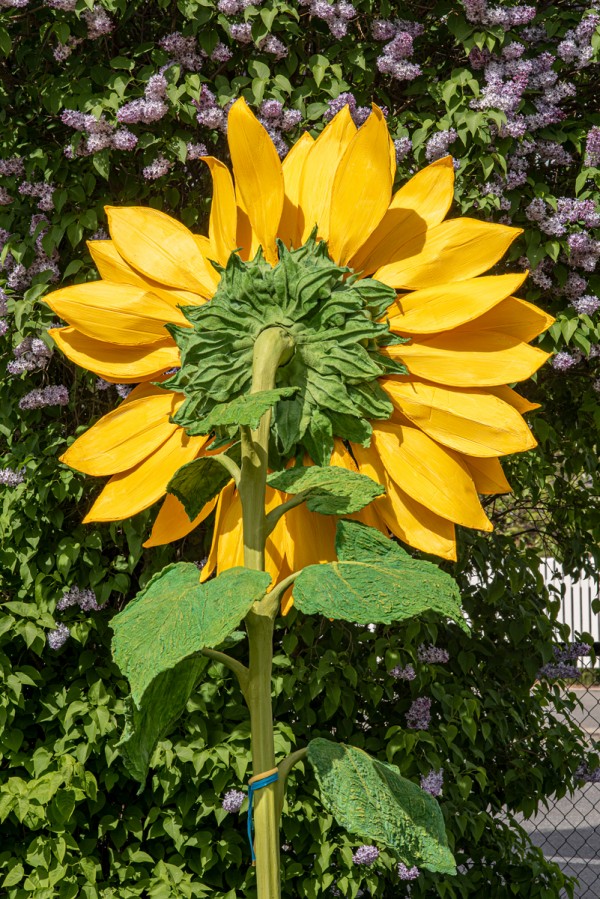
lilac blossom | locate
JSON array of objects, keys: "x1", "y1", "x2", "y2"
[
  {"x1": 0, "y1": 0, "x2": 29, "y2": 6},
  {"x1": 324, "y1": 93, "x2": 370, "y2": 126},
  {"x1": 159, "y1": 32, "x2": 204, "y2": 71},
  {"x1": 281, "y1": 109, "x2": 302, "y2": 131},
  {"x1": 82, "y1": 7, "x2": 114, "y2": 40},
  {"x1": 571, "y1": 295, "x2": 600, "y2": 316},
  {"x1": 406, "y1": 696, "x2": 432, "y2": 730},
  {"x1": 564, "y1": 272, "x2": 588, "y2": 299},
  {"x1": 394, "y1": 136, "x2": 412, "y2": 162},
  {"x1": 462, "y1": 0, "x2": 536, "y2": 30},
  {"x1": 0, "y1": 187, "x2": 13, "y2": 205},
  {"x1": 259, "y1": 35, "x2": 288, "y2": 59},
  {"x1": 112, "y1": 128, "x2": 138, "y2": 151},
  {"x1": 193, "y1": 86, "x2": 227, "y2": 132},
  {"x1": 0, "y1": 156, "x2": 24, "y2": 177},
  {"x1": 352, "y1": 845, "x2": 379, "y2": 865},
  {"x1": 18, "y1": 181, "x2": 55, "y2": 211},
  {"x1": 45, "y1": 0, "x2": 77, "y2": 8},
  {"x1": 142, "y1": 155, "x2": 172, "y2": 180},
  {"x1": 95, "y1": 378, "x2": 112, "y2": 391},
  {"x1": 425, "y1": 129, "x2": 457, "y2": 162},
  {"x1": 47, "y1": 622, "x2": 70, "y2": 650},
  {"x1": 551, "y1": 351, "x2": 578, "y2": 371},
  {"x1": 186, "y1": 142, "x2": 208, "y2": 160},
  {"x1": 19, "y1": 385, "x2": 69, "y2": 410},
  {"x1": 585, "y1": 127, "x2": 600, "y2": 167},
  {"x1": 0, "y1": 468, "x2": 25, "y2": 487},
  {"x1": 0, "y1": 320, "x2": 7, "y2": 337},
  {"x1": 57, "y1": 585, "x2": 101, "y2": 612},
  {"x1": 230, "y1": 23, "x2": 253, "y2": 44},
  {"x1": 117, "y1": 97, "x2": 168, "y2": 126},
  {"x1": 575, "y1": 763, "x2": 600, "y2": 784},
  {"x1": 420, "y1": 769, "x2": 444, "y2": 797},
  {"x1": 554, "y1": 642, "x2": 590, "y2": 662},
  {"x1": 538, "y1": 661, "x2": 580, "y2": 679},
  {"x1": 115, "y1": 384, "x2": 132, "y2": 399},
  {"x1": 567, "y1": 233, "x2": 600, "y2": 271},
  {"x1": 222, "y1": 789, "x2": 245, "y2": 812},
  {"x1": 7, "y1": 335, "x2": 52, "y2": 375},
  {"x1": 390, "y1": 664, "x2": 416, "y2": 681},
  {"x1": 398, "y1": 862, "x2": 420, "y2": 881},
  {"x1": 211, "y1": 42, "x2": 233, "y2": 63},
  {"x1": 217, "y1": 0, "x2": 240, "y2": 11},
  {"x1": 417, "y1": 644, "x2": 450, "y2": 664},
  {"x1": 557, "y1": 13, "x2": 600, "y2": 69}
]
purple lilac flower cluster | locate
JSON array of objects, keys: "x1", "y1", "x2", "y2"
[
  {"x1": 221, "y1": 789, "x2": 245, "y2": 812},
  {"x1": 462, "y1": 0, "x2": 536, "y2": 30},
  {"x1": 142, "y1": 155, "x2": 172, "y2": 181},
  {"x1": 525, "y1": 196, "x2": 600, "y2": 237},
  {"x1": 45, "y1": 0, "x2": 78, "y2": 9},
  {"x1": 567, "y1": 232, "x2": 600, "y2": 271},
  {"x1": 406, "y1": 696, "x2": 432, "y2": 729},
  {"x1": 390, "y1": 663, "x2": 416, "y2": 680},
  {"x1": 159, "y1": 32, "x2": 205, "y2": 71},
  {"x1": 258, "y1": 100, "x2": 303, "y2": 157},
  {"x1": 7, "y1": 333, "x2": 52, "y2": 376},
  {"x1": 557, "y1": 12, "x2": 600, "y2": 69},
  {"x1": 0, "y1": 468, "x2": 25, "y2": 487},
  {"x1": 82, "y1": 6, "x2": 115, "y2": 40},
  {"x1": 47, "y1": 622, "x2": 70, "y2": 650},
  {"x1": 299, "y1": 0, "x2": 356, "y2": 40},
  {"x1": 18, "y1": 181, "x2": 54, "y2": 212},
  {"x1": 554, "y1": 641, "x2": 590, "y2": 662},
  {"x1": 574, "y1": 763, "x2": 600, "y2": 784},
  {"x1": 352, "y1": 844, "x2": 379, "y2": 865},
  {"x1": 417, "y1": 644, "x2": 450, "y2": 664},
  {"x1": 61, "y1": 109, "x2": 138, "y2": 156},
  {"x1": 1, "y1": 217, "x2": 59, "y2": 292},
  {"x1": 57, "y1": 585, "x2": 101, "y2": 612},
  {"x1": 420, "y1": 768, "x2": 444, "y2": 797},
  {"x1": 398, "y1": 862, "x2": 420, "y2": 880},
  {"x1": 373, "y1": 18, "x2": 423, "y2": 81},
  {"x1": 186, "y1": 142, "x2": 209, "y2": 160},
  {"x1": 117, "y1": 74, "x2": 169, "y2": 126},
  {"x1": 0, "y1": 156, "x2": 25, "y2": 177},
  {"x1": 394, "y1": 136, "x2": 412, "y2": 162},
  {"x1": 551, "y1": 351, "x2": 578, "y2": 372},
  {"x1": 537, "y1": 660, "x2": 580, "y2": 680},
  {"x1": 19, "y1": 385, "x2": 69, "y2": 410},
  {"x1": 193, "y1": 85, "x2": 229, "y2": 133},
  {"x1": 585, "y1": 127, "x2": 600, "y2": 167},
  {"x1": 323, "y1": 93, "x2": 370, "y2": 127},
  {"x1": 425, "y1": 129, "x2": 458, "y2": 163}
]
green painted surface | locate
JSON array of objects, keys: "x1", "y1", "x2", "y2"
[{"x1": 267, "y1": 465, "x2": 384, "y2": 515}]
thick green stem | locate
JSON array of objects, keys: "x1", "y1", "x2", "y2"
[{"x1": 239, "y1": 327, "x2": 294, "y2": 899}]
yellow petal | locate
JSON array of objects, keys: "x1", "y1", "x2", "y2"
[
  {"x1": 46, "y1": 281, "x2": 188, "y2": 346},
  {"x1": 227, "y1": 98, "x2": 284, "y2": 265},
  {"x1": 464, "y1": 456, "x2": 512, "y2": 494},
  {"x1": 105, "y1": 206, "x2": 219, "y2": 295},
  {"x1": 383, "y1": 332, "x2": 550, "y2": 387},
  {"x1": 328, "y1": 106, "x2": 393, "y2": 265},
  {"x1": 49, "y1": 326, "x2": 180, "y2": 383},
  {"x1": 372, "y1": 421, "x2": 492, "y2": 531},
  {"x1": 298, "y1": 105, "x2": 357, "y2": 244},
  {"x1": 350, "y1": 156, "x2": 455, "y2": 273},
  {"x1": 144, "y1": 493, "x2": 218, "y2": 547},
  {"x1": 375, "y1": 219, "x2": 523, "y2": 290},
  {"x1": 215, "y1": 488, "x2": 245, "y2": 572},
  {"x1": 352, "y1": 441, "x2": 457, "y2": 559},
  {"x1": 88, "y1": 240, "x2": 208, "y2": 308},
  {"x1": 61, "y1": 387, "x2": 184, "y2": 476},
  {"x1": 283, "y1": 500, "x2": 337, "y2": 573},
  {"x1": 382, "y1": 379, "x2": 536, "y2": 457},
  {"x1": 202, "y1": 156, "x2": 237, "y2": 266},
  {"x1": 450, "y1": 296, "x2": 555, "y2": 342},
  {"x1": 278, "y1": 132, "x2": 314, "y2": 249},
  {"x1": 83, "y1": 429, "x2": 209, "y2": 522},
  {"x1": 488, "y1": 385, "x2": 540, "y2": 413},
  {"x1": 386, "y1": 272, "x2": 528, "y2": 335},
  {"x1": 264, "y1": 487, "x2": 290, "y2": 582},
  {"x1": 201, "y1": 482, "x2": 236, "y2": 583}
]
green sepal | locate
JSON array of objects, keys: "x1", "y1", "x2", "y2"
[
  {"x1": 302, "y1": 408, "x2": 334, "y2": 466},
  {"x1": 350, "y1": 277, "x2": 397, "y2": 319},
  {"x1": 111, "y1": 562, "x2": 271, "y2": 706},
  {"x1": 177, "y1": 387, "x2": 300, "y2": 436},
  {"x1": 267, "y1": 465, "x2": 384, "y2": 515},
  {"x1": 118, "y1": 657, "x2": 206, "y2": 785},
  {"x1": 293, "y1": 520, "x2": 468, "y2": 630},
  {"x1": 328, "y1": 412, "x2": 372, "y2": 447},
  {"x1": 307, "y1": 739, "x2": 456, "y2": 875},
  {"x1": 166, "y1": 446, "x2": 240, "y2": 521}
]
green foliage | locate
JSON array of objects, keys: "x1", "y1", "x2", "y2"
[
  {"x1": 180, "y1": 388, "x2": 300, "y2": 435},
  {"x1": 266, "y1": 466, "x2": 384, "y2": 515},
  {"x1": 167, "y1": 450, "x2": 239, "y2": 521},
  {"x1": 112, "y1": 563, "x2": 270, "y2": 704},
  {"x1": 294, "y1": 521, "x2": 467, "y2": 630},
  {"x1": 307, "y1": 738, "x2": 456, "y2": 875}
]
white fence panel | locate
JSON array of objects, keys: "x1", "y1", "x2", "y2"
[{"x1": 540, "y1": 558, "x2": 600, "y2": 642}]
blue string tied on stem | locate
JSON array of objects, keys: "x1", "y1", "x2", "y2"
[{"x1": 247, "y1": 766, "x2": 279, "y2": 865}]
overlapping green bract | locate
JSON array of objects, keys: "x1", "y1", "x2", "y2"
[
  {"x1": 167, "y1": 450, "x2": 239, "y2": 521},
  {"x1": 307, "y1": 739, "x2": 456, "y2": 875},
  {"x1": 165, "y1": 239, "x2": 407, "y2": 466},
  {"x1": 294, "y1": 521, "x2": 468, "y2": 629},
  {"x1": 267, "y1": 465, "x2": 384, "y2": 514}
]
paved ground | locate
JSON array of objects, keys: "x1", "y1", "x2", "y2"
[{"x1": 516, "y1": 688, "x2": 600, "y2": 898}]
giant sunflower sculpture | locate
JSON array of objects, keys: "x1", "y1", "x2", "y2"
[{"x1": 47, "y1": 98, "x2": 552, "y2": 583}]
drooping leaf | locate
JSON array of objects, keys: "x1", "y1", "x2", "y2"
[
  {"x1": 118, "y1": 656, "x2": 206, "y2": 785},
  {"x1": 267, "y1": 465, "x2": 384, "y2": 515},
  {"x1": 307, "y1": 738, "x2": 456, "y2": 875},
  {"x1": 111, "y1": 562, "x2": 271, "y2": 706},
  {"x1": 166, "y1": 446, "x2": 240, "y2": 521},
  {"x1": 293, "y1": 520, "x2": 467, "y2": 630},
  {"x1": 184, "y1": 387, "x2": 299, "y2": 436}
]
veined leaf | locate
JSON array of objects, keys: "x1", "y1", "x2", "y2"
[
  {"x1": 111, "y1": 562, "x2": 271, "y2": 706},
  {"x1": 186, "y1": 387, "x2": 299, "y2": 435},
  {"x1": 293, "y1": 521, "x2": 467, "y2": 629},
  {"x1": 166, "y1": 446, "x2": 240, "y2": 521},
  {"x1": 307, "y1": 739, "x2": 456, "y2": 875},
  {"x1": 267, "y1": 465, "x2": 384, "y2": 515}
]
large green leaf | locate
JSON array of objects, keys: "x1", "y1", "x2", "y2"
[
  {"x1": 166, "y1": 446, "x2": 240, "y2": 521},
  {"x1": 307, "y1": 739, "x2": 456, "y2": 874},
  {"x1": 111, "y1": 562, "x2": 271, "y2": 706},
  {"x1": 267, "y1": 465, "x2": 384, "y2": 515},
  {"x1": 293, "y1": 521, "x2": 467, "y2": 630},
  {"x1": 183, "y1": 387, "x2": 299, "y2": 436},
  {"x1": 118, "y1": 657, "x2": 205, "y2": 785}
]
